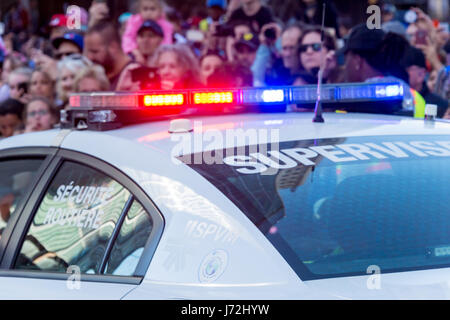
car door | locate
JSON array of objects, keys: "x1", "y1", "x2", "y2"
[{"x1": 0, "y1": 148, "x2": 164, "y2": 299}]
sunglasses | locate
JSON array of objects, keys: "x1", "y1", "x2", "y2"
[
  {"x1": 28, "y1": 110, "x2": 49, "y2": 117},
  {"x1": 299, "y1": 43, "x2": 322, "y2": 53}
]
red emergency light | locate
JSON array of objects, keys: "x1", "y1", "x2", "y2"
[
  {"x1": 143, "y1": 94, "x2": 184, "y2": 107},
  {"x1": 193, "y1": 91, "x2": 235, "y2": 105}
]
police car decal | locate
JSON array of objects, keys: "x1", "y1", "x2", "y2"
[
  {"x1": 178, "y1": 135, "x2": 450, "y2": 280},
  {"x1": 179, "y1": 135, "x2": 450, "y2": 175}
]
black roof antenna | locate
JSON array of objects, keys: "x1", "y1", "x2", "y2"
[{"x1": 313, "y1": 2, "x2": 327, "y2": 123}]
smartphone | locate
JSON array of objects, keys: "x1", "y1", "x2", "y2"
[
  {"x1": 264, "y1": 27, "x2": 276, "y2": 41},
  {"x1": 131, "y1": 66, "x2": 159, "y2": 89},
  {"x1": 18, "y1": 82, "x2": 28, "y2": 95},
  {"x1": 415, "y1": 29, "x2": 428, "y2": 45}
]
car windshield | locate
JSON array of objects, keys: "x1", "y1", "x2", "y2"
[{"x1": 180, "y1": 134, "x2": 450, "y2": 280}]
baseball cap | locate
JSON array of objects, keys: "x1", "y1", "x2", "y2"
[
  {"x1": 382, "y1": 21, "x2": 407, "y2": 39},
  {"x1": 234, "y1": 33, "x2": 260, "y2": 51},
  {"x1": 119, "y1": 12, "x2": 132, "y2": 24},
  {"x1": 207, "y1": 0, "x2": 227, "y2": 9},
  {"x1": 341, "y1": 23, "x2": 386, "y2": 54},
  {"x1": 401, "y1": 46, "x2": 426, "y2": 69},
  {"x1": 52, "y1": 32, "x2": 84, "y2": 51},
  {"x1": 382, "y1": 3, "x2": 396, "y2": 14},
  {"x1": 137, "y1": 20, "x2": 164, "y2": 38},
  {"x1": 49, "y1": 14, "x2": 68, "y2": 28}
]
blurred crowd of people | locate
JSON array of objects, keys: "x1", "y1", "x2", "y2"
[{"x1": 0, "y1": 0, "x2": 449, "y2": 139}]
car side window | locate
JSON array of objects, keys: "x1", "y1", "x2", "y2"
[
  {"x1": 0, "y1": 158, "x2": 44, "y2": 240},
  {"x1": 14, "y1": 161, "x2": 151, "y2": 275},
  {"x1": 105, "y1": 200, "x2": 153, "y2": 276}
]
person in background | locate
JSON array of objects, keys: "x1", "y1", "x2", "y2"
[
  {"x1": 48, "y1": 14, "x2": 68, "y2": 42},
  {"x1": 3, "y1": 1, "x2": 29, "y2": 37},
  {"x1": 29, "y1": 69, "x2": 55, "y2": 103},
  {"x1": 21, "y1": 96, "x2": 58, "y2": 133},
  {"x1": 381, "y1": 3, "x2": 397, "y2": 24},
  {"x1": 150, "y1": 44, "x2": 202, "y2": 90},
  {"x1": 227, "y1": 0, "x2": 273, "y2": 33},
  {"x1": 200, "y1": 0, "x2": 227, "y2": 55},
  {"x1": 342, "y1": 24, "x2": 416, "y2": 114},
  {"x1": 233, "y1": 32, "x2": 259, "y2": 69},
  {"x1": 73, "y1": 65, "x2": 110, "y2": 93},
  {"x1": 118, "y1": 12, "x2": 133, "y2": 38},
  {"x1": 0, "y1": 54, "x2": 27, "y2": 103},
  {"x1": 84, "y1": 21, "x2": 140, "y2": 91},
  {"x1": 200, "y1": 50, "x2": 225, "y2": 84},
  {"x1": 293, "y1": 0, "x2": 340, "y2": 39},
  {"x1": 51, "y1": 32, "x2": 83, "y2": 60},
  {"x1": 0, "y1": 98, "x2": 24, "y2": 138},
  {"x1": 130, "y1": 20, "x2": 164, "y2": 65},
  {"x1": 434, "y1": 41, "x2": 450, "y2": 100},
  {"x1": 165, "y1": 8, "x2": 188, "y2": 44},
  {"x1": 207, "y1": 61, "x2": 253, "y2": 88},
  {"x1": 8, "y1": 67, "x2": 32, "y2": 104},
  {"x1": 223, "y1": 20, "x2": 253, "y2": 62},
  {"x1": 122, "y1": 0, "x2": 173, "y2": 57},
  {"x1": 293, "y1": 26, "x2": 337, "y2": 85},
  {"x1": 56, "y1": 54, "x2": 92, "y2": 109},
  {"x1": 88, "y1": 0, "x2": 110, "y2": 28},
  {"x1": 265, "y1": 23, "x2": 303, "y2": 86},
  {"x1": 0, "y1": 51, "x2": 6, "y2": 103},
  {"x1": 342, "y1": 24, "x2": 410, "y2": 84},
  {"x1": 402, "y1": 46, "x2": 449, "y2": 118},
  {"x1": 30, "y1": 32, "x2": 83, "y2": 83},
  {"x1": 199, "y1": 0, "x2": 227, "y2": 33}
]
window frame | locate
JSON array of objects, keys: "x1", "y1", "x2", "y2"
[
  {"x1": 0, "y1": 147, "x2": 57, "y2": 265},
  {"x1": 0, "y1": 148, "x2": 164, "y2": 285}
]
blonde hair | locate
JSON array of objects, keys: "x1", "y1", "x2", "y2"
[
  {"x1": 73, "y1": 65, "x2": 110, "y2": 92},
  {"x1": 57, "y1": 54, "x2": 93, "y2": 103}
]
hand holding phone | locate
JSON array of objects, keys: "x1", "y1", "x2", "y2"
[{"x1": 415, "y1": 30, "x2": 428, "y2": 45}]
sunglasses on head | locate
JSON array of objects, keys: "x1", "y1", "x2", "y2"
[
  {"x1": 299, "y1": 43, "x2": 322, "y2": 53},
  {"x1": 55, "y1": 52, "x2": 79, "y2": 60}
]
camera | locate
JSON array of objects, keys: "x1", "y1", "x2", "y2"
[
  {"x1": 18, "y1": 82, "x2": 28, "y2": 95},
  {"x1": 264, "y1": 27, "x2": 277, "y2": 41}
]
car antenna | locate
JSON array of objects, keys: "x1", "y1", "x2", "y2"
[{"x1": 313, "y1": 2, "x2": 327, "y2": 123}]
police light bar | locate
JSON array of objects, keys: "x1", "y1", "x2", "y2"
[
  {"x1": 143, "y1": 94, "x2": 185, "y2": 106},
  {"x1": 69, "y1": 82, "x2": 404, "y2": 109},
  {"x1": 66, "y1": 82, "x2": 405, "y2": 130}
]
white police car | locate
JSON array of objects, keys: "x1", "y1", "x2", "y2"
[{"x1": 0, "y1": 83, "x2": 449, "y2": 300}]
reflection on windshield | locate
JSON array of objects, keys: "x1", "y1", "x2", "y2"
[{"x1": 181, "y1": 135, "x2": 450, "y2": 279}]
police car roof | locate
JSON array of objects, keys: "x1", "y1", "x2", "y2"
[{"x1": 1, "y1": 112, "x2": 450, "y2": 153}]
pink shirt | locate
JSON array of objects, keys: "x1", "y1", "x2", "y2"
[{"x1": 122, "y1": 13, "x2": 173, "y2": 54}]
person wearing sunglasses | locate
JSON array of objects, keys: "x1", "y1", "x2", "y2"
[
  {"x1": 293, "y1": 26, "x2": 337, "y2": 85},
  {"x1": 22, "y1": 96, "x2": 58, "y2": 133}
]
